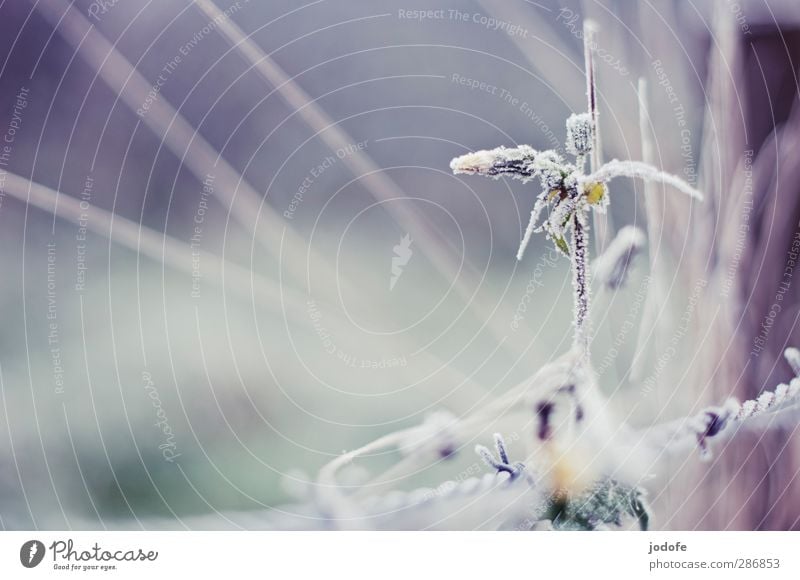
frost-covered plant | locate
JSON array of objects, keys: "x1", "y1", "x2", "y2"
[
  {"x1": 305, "y1": 19, "x2": 800, "y2": 533},
  {"x1": 450, "y1": 110, "x2": 701, "y2": 351},
  {"x1": 451, "y1": 119, "x2": 700, "y2": 356},
  {"x1": 475, "y1": 433, "x2": 527, "y2": 480}
]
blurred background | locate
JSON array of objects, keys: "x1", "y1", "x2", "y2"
[{"x1": 0, "y1": 0, "x2": 798, "y2": 530}]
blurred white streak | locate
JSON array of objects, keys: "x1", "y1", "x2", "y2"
[
  {"x1": 7, "y1": 171, "x2": 489, "y2": 413},
  {"x1": 629, "y1": 78, "x2": 667, "y2": 385},
  {"x1": 592, "y1": 224, "x2": 645, "y2": 289},
  {"x1": 2, "y1": 170, "x2": 309, "y2": 318}
]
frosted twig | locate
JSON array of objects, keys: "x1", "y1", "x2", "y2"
[
  {"x1": 644, "y1": 379, "x2": 800, "y2": 461},
  {"x1": 583, "y1": 19, "x2": 612, "y2": 252},
  {"x1": 584, "y1": 160, "x2": 704, "y2": 201},
  {"x1": 516, "y1": 200, "x2": 546, "y2": 260},
  {"x1": 475, "y1": 433, "x2": 526, "y2": 480},
  {"x1": 450, "y1": 145, "x2": 541, "y2": 182},
  {"x1": 571, "y1": 211, "x2": 591, "y2": 352},
  {"x1": 494, "y1": 432, "x2": 510, "y2": 464}
]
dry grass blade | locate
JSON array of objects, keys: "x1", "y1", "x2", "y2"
[
  {"x1": 193, "y1": 0, "x2": 522, "y2": 353},
  {"x1": 2, "y1": 170, "x2": 310, "y2": 317},
  {"x1": 34, "y1": 0, "x2": 335, "y2": 293}
]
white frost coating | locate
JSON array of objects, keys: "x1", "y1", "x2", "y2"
[
  {"x1": 583, "y1": 159, "x2": 704, "y2": 201},
  {"x1": 645, "y1": 377, "x2": 800, "y2": 462},
  {"x1": 449, "y1": 149, "x2": 502, "y2": 173},
  {"x1": 739, "y1": 399, "x2": 757, "y2": 418},
  {"x1": 784, "y1": 347, "x2": 800, "y2": 376},
  {"x1": 543, "y1": 196, "x2": 577, "y2": 247},
  {"x1": 566, "y1": 112, "x2": 594, "y2": 156},
  {"x1": 517, "y1": 196, "x2": 548, "y2": 260},
  {"x1": 790, "y1": 378, "x2": 800, "y2": 398},
  {"x1": 592, "y1": 225, "x2": 646, "y2": 288},
  {"x1": 757, "y1": 391, "x2": 775, "y2": 412},
  {"x1": 450, "y1": 145, "x2": 540, "y2": 182},
  {"x1": 536, "y1": 151, "x2": 569, "y2": 190}
]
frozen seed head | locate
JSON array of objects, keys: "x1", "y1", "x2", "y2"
[
  {"x1": 450, "y1": 145, "x2": 540, "y2": 182},
  {"x1": 474, "y1": 433, "x2": 525, "y2": 479},
  {"x1": 566, "y1": 112, "x2": 594, "y2": 156}
]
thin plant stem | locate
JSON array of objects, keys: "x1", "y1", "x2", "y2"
[
  {"x1": 583, "y1": 19, "x2": 610, "y2": 253},
  {"x1": 572, "y1": 20, "x2": 599, "y2": 355},
  {"x1": 584, "y1": 20, "x2": 600, "y2": 172},
  {"x1": 572, "y1": 212, "x2": 591, "y2": 353}
]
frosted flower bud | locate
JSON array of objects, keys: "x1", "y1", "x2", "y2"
[
  {"x1": 450, "y1": 145, "x2": 539, "y2": 182},
  {"x1": 566, "y1": 113, "x2": 594, "y2": 156}
]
